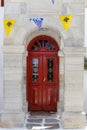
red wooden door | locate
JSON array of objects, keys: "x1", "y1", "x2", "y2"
[
  {"x1": 1, "y1": 0, "x2": 4, "y2": 6},
  {"x1": 27, "y1": 35, "x2": 59, "y2": 111}
]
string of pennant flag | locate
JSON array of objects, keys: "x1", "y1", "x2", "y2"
[
  {"x1": 4, "y1": 15, "x2": 72, "y2": 36},
  {"x1": 29, "y1": 15, "x2": 72, "y2": 30},
  {"x1": 3, "y1": 0, "x2": 72, "y2": 36},
  {"x1": 4, "y1": 20, "x2": 15, "y2": 36},
  {"x1": 51, "y1": 0, "x2": 55, "y2": 4}
]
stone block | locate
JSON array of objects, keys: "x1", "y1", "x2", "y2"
[
  {"x1": 63, "y1": 48, "x2": 85, "y2": 113},
  {"x1": 4, "y1": 96, "x2": 22, "y2": 102},
  {"x1": 85, "y1": 0, "x2": 87, "y2": 7},
  {"x1": 4, "y1": 88, "x2": 22, "y2": 98},
  {"x1": 20, "y1": 2, "x2": 26, "y2": 14},
  {"x1": 5, "y1": 2, "x2": 21, "y2": 15},
  {"x1": 64, "y1": 83, "x2": 84, "y2": 111},
  {"x1": 4, "y1": 72, "x2": 23, "y2": 81},
  {"x1": 4, "y1": 101, "x2": 22, "y2": 110},
  {"x1": 4, "y1": 54, "x2": 23, "y2": 68},
  {"x1": 67, "y1": 3, "x2": 84, "y2": 15},
  {"x1": 62, "y1": 112, "x2": 86, "y2": 129},
  {"x1": 64, "y1": 100, "x2": 83, "y2": 112},
  {"x1": 4, "y1": 68, "x2": 23, "y2": 73},
  {"x1": 4, "y1": 80, "x2": 23, "y2": 96},
  {"x1": 65, "y1": 56, "x2": 83, "y2": 64},
  {"x1": 1, "y1": 112, "x2": 25, "y2": 128},
  {"x1": 28, "y1": 0, "x2": 62, "y2": 16},
  {"x1": 4, "y1": 80, "x2": 22, "y2": 88},
  {"x1": 63, "y1": 0, "x2": 84, "y2": 3}
]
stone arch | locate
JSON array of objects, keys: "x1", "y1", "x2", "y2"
[
  {"x1": 23, "y1": 19, "x2": 75, "y2": 48},
  {"x1": 25, "y1": 27, "x2": 62, "y2": 50},
  {"x1": 27, "y1": 35, "x2": 59, "y2": 52},
  {"x1": 24, "y1": 28, "x2": 74, "y2": 49}
]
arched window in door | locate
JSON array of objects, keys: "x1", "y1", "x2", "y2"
[{"x1": 27, "y1": 35, "x2": 59, "y2": 52}]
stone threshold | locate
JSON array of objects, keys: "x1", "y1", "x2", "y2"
[{"x1": 24, "y1": 112, "x2": 61, "y2": 129}]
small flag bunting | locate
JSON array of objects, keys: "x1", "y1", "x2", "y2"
[
  {"x1": 51, "y1": 0, "x2": 55, "y2": 4},
  {"x1": 30, "y1": 18, "x2": 44, "y2": 29},
  {"x1": 59, "y1": 15, "x2": 72, "y2": 30},
  {"x1": 4, "y1": 19, "x2": 15, "y2": 36}
]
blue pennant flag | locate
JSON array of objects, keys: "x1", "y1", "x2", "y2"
[
  {"x1": 51, "y1": 0, "x2": 55, "y2": 4},
  {"x1": 30, "y1": 18, "x2": 44, "y2": 29}
]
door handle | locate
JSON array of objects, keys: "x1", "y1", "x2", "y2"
[{"x1": 43, "y1": 77, "x2": 46, "y2": 82}]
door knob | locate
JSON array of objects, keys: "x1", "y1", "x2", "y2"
[{"x1": 43, "y1": 77, "x2": 46, "y2": 82}]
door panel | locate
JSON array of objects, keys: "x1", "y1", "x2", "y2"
[
  {"x1": 29, "y1": 85, "x2": 42, "y2": 110},
  {"x1": 27, "y1": 53, "x2": 58, "y2": 111},
  {"x1": 42, "y1": 55, "x2": 58, "y2": 111},
  {"x1": 27, "y1": 54, "x2": 43, "y2": 110}
]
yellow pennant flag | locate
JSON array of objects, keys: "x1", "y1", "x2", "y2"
[
  {"x1": 59, "y1": 15, "x2": 72, "y2": 30},
  {"x1": 4, "y1": 20, "x2": 15, "y2": 36}
]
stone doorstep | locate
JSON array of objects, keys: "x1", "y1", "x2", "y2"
[
  {"x1": 24, "y1": 113, "x2": 61, "y2": 129},
  {"x1": 27, "y1": 118, "x2": 42, "y2": 123},
  {"x1": 26, "y1": 118, "x2": 60, "y2": 124},
  {"x1": 26, "y1": 123, "x2": 60, "y2": 129}
]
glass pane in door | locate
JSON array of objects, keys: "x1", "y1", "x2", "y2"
[
  {"x1": 32, "y1": 58, "x2": 38, "y2": 82},
  {"x1": 47, "y1": 58, "x2": 53, "y2": 82}
]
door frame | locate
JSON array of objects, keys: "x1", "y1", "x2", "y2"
[{"x1": 26, "y1": 35, "x2": 59, "y2": 111}]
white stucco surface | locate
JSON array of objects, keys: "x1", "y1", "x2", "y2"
[
  {"x1": 0, "y1": 4, "x2": 87, "y2": 129},
  {"x1": 84, "y1": 8, "x2": 87, "y2": 113},
  {"x1": 85, "y1": 8, "x2": 87, "y2": 48},
  {"x1": 84, "y1": 71, "x2": 87, "y2": 113},
  {"x1": 0, "y1": 7, "x2": 4, "y2": 111}
]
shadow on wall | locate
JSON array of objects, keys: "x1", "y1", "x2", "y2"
[{"x1": 84, "y1": 57, "x2": 87, "y2": 70}]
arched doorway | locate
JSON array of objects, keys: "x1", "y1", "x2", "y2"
[{"x1": 27, "y1": 35, "x2": 59, "y2": 111}]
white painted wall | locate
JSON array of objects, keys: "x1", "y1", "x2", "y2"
[
  {"x1": 85, "y1": 8, "x2": 87, "y2": 48},
  {"x1": 83, "y1": 8, "x2": 87, "y2": 114},
  {"x1": 0, "y1": 7, "x2": 4, "y2": 112},
  {"x1": 84, "y1": 71, "x2": 87, "y2": 113},
  {"x1": 0, "y1": 6, "x2": 87, "y2": 113}
]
